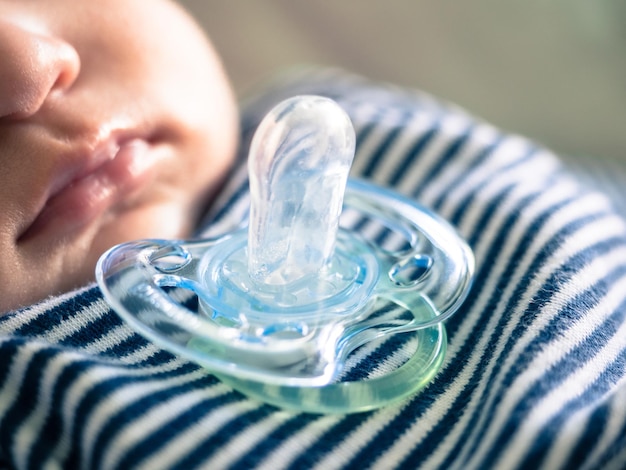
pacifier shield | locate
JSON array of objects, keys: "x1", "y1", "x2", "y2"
[{"x1": 96, "y1": 96, "x2": 474, "y2": 413}]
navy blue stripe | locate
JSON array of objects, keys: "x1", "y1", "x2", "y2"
[
  {"x1": 389, "y1": 122, "x2": 440, "y2": 187},
  {"x1": 341, "y1": 330, "x2": 416, "y2": 382},
  {"x1": 430, "y1": 134, "x2": 503, "y2": 213},
  {"x1": 0, "y1": 348, "x2": 54, "y2": 457},
  {"x1": 13, "y1": 287, "x2": 103, "y2": 337},
  {"x1": 223, "y1": 295, "x2": 421, "y2": 468},
  {"x1": 27, "y1": 352, "x2": 198, "y2": 469},
  {"x1": 353, "y1": 120, "x2": 378, "y2": 163},
  {"x1": 89, "y1": 333, "x2": 160, "y2": 365},
  {"x1": 338, "y1": 185, "x2": 545, "y2": 468},
  {"x1": 460, "y1": 232, "x2": 619, "y2": 462},
  {"x1": 0, "y1": 337, "x2": 20, "y2": 385},
  {"x1": 171, "y1": 405, "x2": 276, "y2": 470},
  {"x1": 520, "y1": 342, "x2": 626, "y2": 469},
  {"x1": 478, "y1": 263, "x2": 626, "y2": 469},
  {"x1": 564, "y1": 400, "x2": 610, "y2": 469},
  {"x1": 28, "y1": 353, "x2": 98, "y2": 469},
  {"x1": 203, "y1": 174, "x2": 250, "y2": 226},
  {"x1": 57, "y1": 310, "x2": 125, "y2": 348},
  {"x1": 408, "y1": 125, "x2": 473, "y2": 197},
  {"x1": 115, "y1": 391, "x2": 243, "y2": 470},
  {"x1": 592, "y1": 406, "x2": 626, "y2": 470},
  {"x1": 66, "y1": 361, "x2": 215, "y2": 467},
  {"x1": 287, "y1": 412, "x2": 378, "y2": 470},
  {"x1": 446, "y1": 144, "x2": 540, "y2": 229},
  {"x1": 485, "y1": 232, "x2": 623, "y2": 398},
  {"x1": 9, "y1": 287, "x2": 180, "y2": 365},
  {"x1": 372, "y1": 224, "x2": 411, "y2": 252},
  {"x1": 358, "y1": 113, "x2": 410, "y2": 179},
  {"x1": 451, "y1": 181, "x2": 573, "y2": 327},
  {"x1": 1, "y1": 72, "x2": 625, "y2": 470},
  {"x1": 342, "y1": 387, "x2": 440, "y2": 470},
  {"x1": 447, "y1": 184, "x2": 533, "y2": 335},
  {"x1": 228, "y1": 413, "x2": 323, "y2": 470},
  {"x1": 0, "y1": 339, "x2": 24, "y2": 457},
  {"x1": 88, "y1": 374, "x2": 227, "y2": 470}
]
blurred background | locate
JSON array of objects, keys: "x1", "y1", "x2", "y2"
[{"x1": 178, "y1": 1, "x2": 625, "y2": 162}]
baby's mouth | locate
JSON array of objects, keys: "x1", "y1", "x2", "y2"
[{"x1": 18, "y1": 138, "x2": 158, "y2": 244}]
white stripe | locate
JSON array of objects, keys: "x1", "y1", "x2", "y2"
[
  {"x1": 102, "y1": 384, "x2": 232, "y2": 470},
  {"x1": 540, "y1": 402, "x2": 591, "y2": 470},
  {"x1": 581, "y1": 380, "x2": 626, "y2": 470},
  {"x1": 336, "y1": 312, "x2": 418, "y2": 381},
  {"x1": 311, "y1": 404, "x2": 407, "y2": 470},
  {"x1": 359, "y1": 111, "x2": 438, "y2": 186},
  {"x1": 441, "y1": 142, "x2": 559, "y2": 229},
  {"x1": 452, "y1": 183, "x2": 605, "y2": 356},
  {"x1": 13, "y1": 352, "x2": 72, "y2": 469},
  {"x1": 0, "y1": 342, "x2": 44, "y2": 424},
  {"x1": 80, "y1": 368, "x2": 212, "y2": 469},
  {"x1": 198, "y1": 410, "x2": 294, "y2": 469},
  {"x1": 255, "y1": 415, "x2": 344, "y2": 470},
  {"x1": 21, "y1": 298, "x2": 108, "y2": 345},
  {"x1": 414, "y1": 122, "x2": 500, "y2": 208},
  {"x1": 0, "y1": 284, "x2": 94, "y2": 333},
  {"x1": 262, "y1": 134, "x2": 578, "y2": 468},
  {"x1": 42, "y1": 354, "x2": 190, "y2": 469},
  {"x1": 365, "y1": 336, "x2": 419, "y2": 380},
  {"x1": 447, "y1": 174, "x2": 584, "y2": 359},
  {"x1": 460, "y1": 234, "x2": 626, "y2": 468},
  {"x1": 396, "y1": 113, "x2": 471, "y2": 196},
  {"x1": 136, "y1": 399, "x2": 261, "y2": 470},
  {"x1": 601, "y1": 445, "x2": 626, "y2": 470},
  {"x1": 540, "y1": 374, "x2": 626, "y2": 470},
  {"x1": 350, "y1": 106, "x2": 408, "y2": 178},
  {"x1": 199, "y1": 164, "x2": 250, "y2": 236},
  {"x1": 492, "y1": 275, "x2": 626, "y2": 469}
]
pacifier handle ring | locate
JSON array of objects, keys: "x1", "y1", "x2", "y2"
[{"x1": 215, "y1": 323, "x2": 446, "y2": 414}]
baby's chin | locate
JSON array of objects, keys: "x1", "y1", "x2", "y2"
[{"x1": 0, "y1": 201, "x2": 194, "y2": 313}]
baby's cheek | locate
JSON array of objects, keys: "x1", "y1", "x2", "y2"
[
  {"x1": 185, "y1": 133, "x2": 236, "y2": 195},
  {"x1": 113, "y1": 198, "x2": 191, "y2": 244}
]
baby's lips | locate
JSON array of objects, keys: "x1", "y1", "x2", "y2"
[{"x1": 18, "y1": 137, "x2": 160, "y2": 243}]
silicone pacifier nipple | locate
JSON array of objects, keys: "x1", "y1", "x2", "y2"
[{"x1": 247, "y1": 96, "x2": 355, "y2": 286}]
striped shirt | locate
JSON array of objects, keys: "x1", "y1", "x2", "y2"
[{"x1": 1, "y1": 68, "x2": 625, "y2": 470}]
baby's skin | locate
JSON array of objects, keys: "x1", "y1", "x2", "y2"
[{"x1": 0, "y1": 0, "x2": 238, "y2": 311}]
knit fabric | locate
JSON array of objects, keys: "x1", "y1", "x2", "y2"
[{"x1": 2, "y1": 69, "x2": 625, "y2": 470}]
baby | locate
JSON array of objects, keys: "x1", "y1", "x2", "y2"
[
  {"x1": 0, "y1": 0, "x2": 238, "y2": 312},
  {"x1": 2, "y1": 3, "x2": 626, "y2": 469}
]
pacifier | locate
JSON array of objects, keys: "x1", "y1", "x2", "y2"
[{"x1": 96, "y1": 95, "x2": 474, "y2": 414}]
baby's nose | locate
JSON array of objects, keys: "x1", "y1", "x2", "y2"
[{"x1": 0, "y1": 18, "x2": 80, "y2": 120}]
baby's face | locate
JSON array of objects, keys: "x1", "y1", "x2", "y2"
[{"x1": 0, "y1": 0, "x2": 238, "y2": 311}]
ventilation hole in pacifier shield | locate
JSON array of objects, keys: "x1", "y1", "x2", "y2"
[
  {"x1": 149, "y1": 244, "x2": 192, "y2": 273},
  {"x1": 150, "y1": 272, "x2": 202, "y2": 316},
  {"x1": 389, "y1": 255, "x2": 433, "y2": 286}
]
